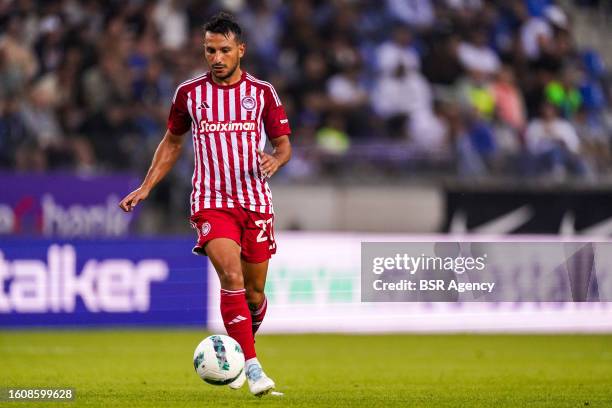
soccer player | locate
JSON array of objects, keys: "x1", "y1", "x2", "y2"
[{"x1": 119, "y1": 12, "x2": 291, "y2": 397}]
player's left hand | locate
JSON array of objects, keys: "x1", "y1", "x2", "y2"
[{"x1": 257, "y1": 150, "x2": 280, "y2": 179}]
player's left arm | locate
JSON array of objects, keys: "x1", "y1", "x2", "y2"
[
  {"x1": 258, "y1": 135, "x2": 291, "y2": 178},
  {"x1": 258, "y1": 84, "x2": 292, "y2": 178}
]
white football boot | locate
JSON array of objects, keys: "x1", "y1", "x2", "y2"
[
  {"x1": 246, "y1": 361, "x2": 275, "y2": 397},
  {"x1": 228, "y1": 368, "x2": 246, "y2": 390}
]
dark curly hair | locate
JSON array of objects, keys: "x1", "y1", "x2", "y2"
[{"x1": 203, "y1": 12, "x2": 244, "y2": 43}]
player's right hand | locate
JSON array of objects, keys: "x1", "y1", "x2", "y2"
[{"x1": 119, "y1": 187, "x2": 150, "y2": 212}]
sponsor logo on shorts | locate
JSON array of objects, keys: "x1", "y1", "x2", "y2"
[
  {"x1": 201, "y1": 221, "x2": 211, "y2": 236},
  {"x1": 241, "y1": 96, "x2": 256, "y2": 110}
]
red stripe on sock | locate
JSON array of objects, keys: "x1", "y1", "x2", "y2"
[
  {"x1": 221, "y1": 288, "x2": 246, "y2": 297},
  {"x1": 251, "y1": 297, "x2": 267, "y2": 316},
  {"x1": 249, "y1": 296, "x2": 268, "y2": 335}
]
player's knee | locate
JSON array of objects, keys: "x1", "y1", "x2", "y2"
[
  {"x1": 219, "y1": 270, "x2": 243, "y2": 288},
  {"x1": 216, "y1": 263, "x2": 243, "y2": 288},
  {"x1": 245, "y1": 287, "x2": 264, "y2": 306}
]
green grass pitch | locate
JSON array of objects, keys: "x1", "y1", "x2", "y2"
[{"x1": 1, "y1": 330, "x2": 611, "y2": 407}]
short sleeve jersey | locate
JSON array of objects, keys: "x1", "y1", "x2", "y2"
[{"x1": 167, "y1": 71, "x2": 291, "y2": 215}]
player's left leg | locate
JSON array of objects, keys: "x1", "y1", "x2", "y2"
[
  {"x1": 237, "y1": 259, "x2": 275, "y2": 396},
  {"x1": 227, "y1": 259, "x2": 268, "y2": 393},
  {"x1": 236, "y1": 209, "x2": 278, "y2": 396},
  {"x1": 243, "y1": 259, "x2": 269, "y2": 336}
]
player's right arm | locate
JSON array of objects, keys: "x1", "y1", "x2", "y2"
[{"x1": 119, "y1": 129, "x2": 185, "y2": 212}]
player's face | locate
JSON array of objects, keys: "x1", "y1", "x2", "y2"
[{"x1": 204, "y1": 32, "x2": 245, "y2": 81}]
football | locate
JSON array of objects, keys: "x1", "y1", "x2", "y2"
[{"x1": 193, "y1": 335, "x2": 245, "y2": 385}]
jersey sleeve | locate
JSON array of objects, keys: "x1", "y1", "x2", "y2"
[
  {"x1": 262, "y1": 85, "x2": 291, "y2": 139},
  {"x1": 167, "y1": 86, "x2": 192, "y2": 135}
]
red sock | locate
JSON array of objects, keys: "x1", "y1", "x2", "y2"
[
  {"x1": 220, "y1": 289, "x2": 256, "y2": 359},
  {"x1": 249, "y1": 296, "x2": 268, "y2": 335}
]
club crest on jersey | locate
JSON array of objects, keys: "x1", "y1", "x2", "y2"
[
  {"x1": 241, "y1": 96, "x2": 256, "y2": 110},
  {"x1": 201, "y1": 222, "x2": 211, "y2": 236}
]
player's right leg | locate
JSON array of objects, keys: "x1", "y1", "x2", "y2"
[
  {"x1": 236, "y1": 210, "x2": 278, "y2": 396},
  {"x1": 240, "y1": 259, "x2": 276, "y2": 395},
  {"x1": 204, "y1": 238, "x2": 256, "y2": 392}
]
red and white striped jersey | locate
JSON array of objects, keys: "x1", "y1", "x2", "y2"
[{"x1": 167, "y1": 71, "x2": 291, "y2": 215}]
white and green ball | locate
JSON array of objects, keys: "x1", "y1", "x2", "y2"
[{"x1": 193, "y1": 335, "x2": 245, "y2": 385}]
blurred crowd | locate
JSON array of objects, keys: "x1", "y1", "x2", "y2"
[{"x1": 1, "y1": 0, "x2": 612, "y2": 182}]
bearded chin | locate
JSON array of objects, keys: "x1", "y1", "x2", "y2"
[{"x1": 215, "y1": 63, "x2": 239, "y2": 80}]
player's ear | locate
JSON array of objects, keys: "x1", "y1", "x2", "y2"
[{"x1": 238, "y1": 42, "x2": 245, "y2": 58}]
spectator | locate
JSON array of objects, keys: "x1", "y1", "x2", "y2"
[
  {"x1": 35, "y1": 14, "x2": 65, "y2": 75},
  {"x1": 545, "y1": 68, "x2": 583, "y2": 119},
  {"x1": 465, "y1": 111, "x2": 498, "y2": 166},
  {"x1": 82, "y1": 52, "x2": 131, "y2": 113},
  {"x1": 520, "y1": 5, "x2": 570, "y2": 62},
  {"x1": 19, "y1": 82, "x2": 63, "y2": 149},
  {"x1": 316, "y1": 114, "x2": 350, "y2": 156},
  {"x1": 371, "y1": 60, "x2": 432, "y2": 139},
  {"x1": 132, "y1": 59, "x2": 173, "y2": 140},
  {"x1": 0, "y1": 15, "x2": 38, "y2": 96},
  {"x1": 153, "y1": 0, "x2": 189, "y2": 50},
  {"x1": 525, "y1": 103, "x2": 588, "y2": 177},
  {"x1": 572, "y1": 106, "x2": 611, "y2": 173},
  {"x1": 288, "y1": 52, "x2": 331, "y2": 127},
  {"x1": 421, "y1": 33, "x2": 463, "y2": 87},
  {"x1": 326, "y1": 61, "x2": 371, "y2": 138},
  {"x1": 327, "y1": 64, "x2": 368, "y2": 109},
  {"x1": 448, "y1": 104, "x2": 489, "y2": 176},
  {"x1": 520, "y1": 8, "x2": 554, "y2": 60},
  {"x1": 408, "y1": 100, "x2": 452, "y2": 160},
  {"x1": 376, "y1": 25, "x2": 420, "y2": 75},
  {"x1": 456, "y1": 70, "x2": 496, "y2": 121},
  {"x1": 492, "y1": 65, "x2": 527, "y2": 131},
  {"x1": 458, "y1": 28, "x2": 501, "y2": 76}
]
